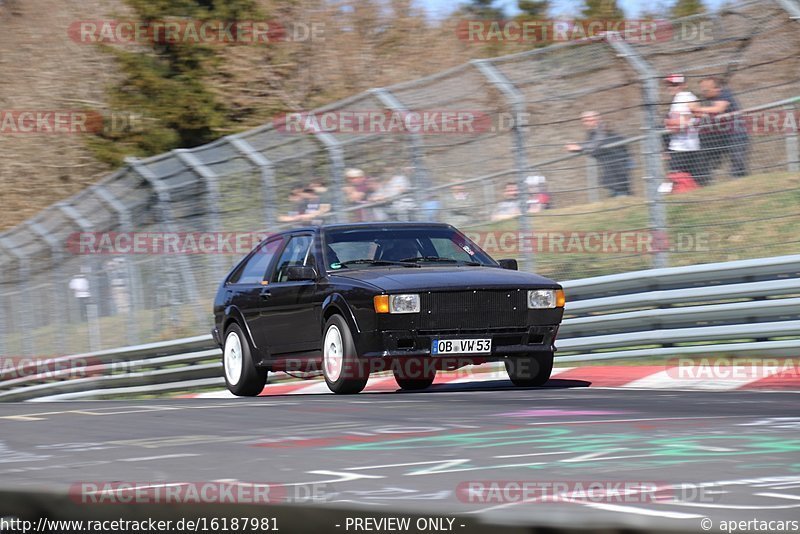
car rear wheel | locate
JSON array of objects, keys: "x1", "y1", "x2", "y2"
[
  {"x1": 393, "y1": 358, "x2": 436, "y2": 390},
  {"x1": 223, "y1": 323, "x2": 267, "y2": 397},
  {"x1": 505, "y1": 352, "x2": 553, "y2": 387},
  {"x1": 322, "y1": 315, "x2": 368, "y2": 394}
]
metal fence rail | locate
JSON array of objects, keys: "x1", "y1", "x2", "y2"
[
  {"x1": 2, "y1": 254, "x2": 797, "y2": 402},
  {"x1": 1, "y1": 0, "x2": 799, "y2": 358}
]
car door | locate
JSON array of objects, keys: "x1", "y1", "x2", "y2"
[
  {"x1": 261, "y1": 233, "x2": 320, "y2": 355},
  {"x1": 227, "y1": 237, "x2": 283, "y2": 359}
]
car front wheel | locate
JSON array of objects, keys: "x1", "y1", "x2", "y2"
[
  {"x1": 393, "y1": 358, "x2": 436, "y2": 391},
  {"x1": 223, "y1": 323, "x2": 267, "y2": 396},
  {"x1": 322, "y1": 315, "x2": 369, "y2": 394},
  {"x1": 505, "y1": 352, "x2": 553, "y2": 387}
]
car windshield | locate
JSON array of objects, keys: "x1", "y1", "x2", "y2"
[{"x1": 323, "y1": 226, "x2": 497, "y2": 270}]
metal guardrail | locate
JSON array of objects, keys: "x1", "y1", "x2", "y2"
[{"x1": 1, "y1": 254, "x2": 798, "y2": 401}]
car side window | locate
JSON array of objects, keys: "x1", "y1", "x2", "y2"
[
  {"x1": 229, "y1": 239, "x2": 282, "y2": 285},
  {"x1": 272, "y1": 235, "x2": 314, "y2": 283}
]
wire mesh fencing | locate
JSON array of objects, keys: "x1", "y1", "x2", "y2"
[{"x1": 0, "y1": 0, "x2": 799, "y2": 357}]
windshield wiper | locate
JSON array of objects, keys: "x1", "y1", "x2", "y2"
[
  {"x1": 339, "y1": 259, "x2": 420, "y2": 268},
  {"x1": 399, "y1": 256, "x2": 482, "y2": 266}
]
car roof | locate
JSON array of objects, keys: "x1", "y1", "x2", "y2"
[
  {"x1": 321, "y1": 222, "x2": 454, "y2": 231},
  {"x1": 275, "y1": 222, "x2": 455, "y2": 235}
]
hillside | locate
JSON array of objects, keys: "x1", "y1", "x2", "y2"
[
  {"x1": 0, "y1": 0, "x2": 485, "y2": 231},
  {"x1": 0, "y1": 0, "x2": 130, "y2": 228}
]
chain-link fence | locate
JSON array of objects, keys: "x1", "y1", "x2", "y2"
[{"x1": 1, "y1": 0, "x2": 799, "y2": 357}]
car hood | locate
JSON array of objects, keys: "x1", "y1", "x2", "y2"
[{"x1": 329, "y1": 266, "x2": 559, "y2": 292}]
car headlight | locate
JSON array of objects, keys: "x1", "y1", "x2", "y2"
[
  {"x1": 390, "y1": 294, "x2": 420, "y2": 314},
  {"x1": 374, "y1": 294, "x2": 420, "y2": 314},
  {"x1": 528, "y1": 289, "x2": 565, "y2": 309}
]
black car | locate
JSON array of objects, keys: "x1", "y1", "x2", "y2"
[{"x1": 212, "y1": 223, "x2": 565, "y2": 395}]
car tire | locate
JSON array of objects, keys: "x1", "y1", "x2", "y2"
[
  {"x1": 322, "y1": 315, "x2": 369, "y2": 394},
  {"x1": 393, "y1": 358, "x2": 436, "y2": 391},
  {"x1": 505, "y1": 352, "x2": 553, "y2": 387},
  {"x1": 223, "y1": 323, "x2": 267, "y2": 397}
]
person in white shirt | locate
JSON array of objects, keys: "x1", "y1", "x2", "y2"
[
  {"x1": 69, "y1": 274, "x2": 91, "y2": 321},
  {"x1": 491, "y1": 182, "x2": 522, "y2": 222},
  {"x1": 664, "y1": 74, "x2": 711, "y2": 185}
]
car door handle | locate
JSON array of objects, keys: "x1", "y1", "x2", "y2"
[{"x1": 260, "y1": 289, "x2": 272, "y2": 300}]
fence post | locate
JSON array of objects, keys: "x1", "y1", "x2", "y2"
[
  {"x1": 126, "y1": 158, "x2": 202, "y2": 328},
  {"x1": 774, "y1": 0, "x2": 800, "y2": 19},
  {"x1": 606, "y1": 35, "x2": 668, "y2": 269},
  {"x1": 227, "y1": 136, "x2": 278, "y2": 229},
  {"x1": 26, "y1": 219, "x2": 67, "y2": 354},
  {"x1": 173, "y1": 149, "x2": 225, "y2": 277},
  {"x1": 473, "y1": 59, "x2": 535, "y2": 271},
  {"x1": 371, "y1": 88, "x2": 431, "y2": 222},
  {"x1": 585, "y1": 159, "x2": 599, "y2": 203},
  {"x1": 785, "y1": 103, "x2": 799, "y2": 173},
  {"x1": 308, "y1": 119, "x2": 347, "y2": 223},
  {"x1": 92, "y1": 183, "x2": 141, "y2": 347}
]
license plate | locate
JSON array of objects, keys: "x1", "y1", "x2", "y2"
[{"x1": 431, "y1": 338, "x2": 491, "y2": 355}]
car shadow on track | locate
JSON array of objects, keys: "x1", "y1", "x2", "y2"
[
  {"x1": 400, "y1": 378, "x2": 592, "y2": 394},
  {"x1": 269, "y1": 378, "x2": 591, "y2": 397}
]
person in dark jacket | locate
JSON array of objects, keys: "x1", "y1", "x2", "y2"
[
  {"x1": 566, "y1": 111, "x2": 632, "y2": 197},
  {"x1": 691, "y1": 76, "x2": 750, "y2": 179}
]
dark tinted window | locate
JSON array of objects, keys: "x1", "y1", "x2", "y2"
[
  {"x1": 272, "y1": 235, "x2": 314, "y2": 282},
  {"x1": 323, "y1": 226, "x2": 496, "y2": 269},
  {"x1": 229, "y1": 239, "x2": 282, "y2": 284}
]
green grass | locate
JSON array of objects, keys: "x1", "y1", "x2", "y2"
[{"x1": 470, "y1": 170, "x2": 800, "y2": 281}]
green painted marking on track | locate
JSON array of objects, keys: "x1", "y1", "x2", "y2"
[{"x1": 331, "y1": 427, "x2": 800, "y2": 463}]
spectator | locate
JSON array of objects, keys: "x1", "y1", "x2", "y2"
[
  {"x1": 491, "y1": 182, "x2": 522, "y2": 222},
  {"x1": 278, "y1": 186, "x2": 307, "y2": 223},
  {"x1": 525, "y1": 175, "x2": 551, "y2": 213},
  {"x1": 69, "y1": 271, "x2": 91, "y2": 321},
  {"x1": 663, "y1": 74, "x2": 710, "y2": 186},
  {"x1": 344, "y1": 167, "x2": 379, "y2": 221},
  {"x1": 566, "y1": 111, "x2": 632, "y2": 197},
  {"x1": 343, "y1": 184, "x2": 370, "y2": 222},
  {"x1": 692, "y1": 76, "x2": 750, "y2": 178},
  {"x1": 296, "y1": 181, "x2": 332, "y2": 224},
  {"x1": 444, "y1": 183, "x2": 474, "y2": 227},
  {"x1": 370, "y1": 173, "x2": 413, "y2": 221},
  {"x1": 345, "y1": 168, "x2": 370, "y2": 197}
]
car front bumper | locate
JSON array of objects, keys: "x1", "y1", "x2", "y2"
[{"x1": 357, "y1": 325, "x2": 559, "y2": 359}]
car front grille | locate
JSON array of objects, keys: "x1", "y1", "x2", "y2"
[{"x1": 419, "y1": 290, "x2": 527, "y2": 330}]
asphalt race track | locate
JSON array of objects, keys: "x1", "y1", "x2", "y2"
[{"x1": 2, "y1": 384, "x2": 800, "y2": 531}]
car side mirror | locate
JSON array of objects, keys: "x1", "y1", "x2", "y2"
[
  {"x1": 498, "y1": 259, "x2": 518, "y2": 271},
  {"x1": 286, "y1": 265, "x2": 318, "y2": 281}
]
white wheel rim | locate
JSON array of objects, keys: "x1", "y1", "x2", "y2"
[
  {"x1": 224, "y1": 332, "x2": 243, "y2": 386},
  {"x1": 324, "y1": 325, "x2": 344, "y2": 382}
]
